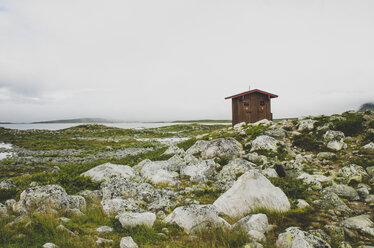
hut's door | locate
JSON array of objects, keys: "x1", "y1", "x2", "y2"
[{"x1": 257, "y1": 100, "x2": 267, "y2": 121}]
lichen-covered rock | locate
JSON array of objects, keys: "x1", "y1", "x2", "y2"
[
  {"x1": 120, "y1": 236, "x2": 138, "y2": 248},
  {"x1": 213, "y1": 170, "x2": 290, "y2": 219},
  {"x1": 81, "y1": 163, "x2": 139, "y2": 182},
  {"x1": 215, "y1": 158, "x2": 256, "y2": 190},
  {"x1": 298, "y1": 119, "x2": 316, "y2": 131},
  {"x1": 261, "y1": 168, "x2": 279, "y2": 178},
  {"x1": 315, "y1": 192, "x2": 351, "y2": 214},
  {"x1": 148, "y1": 196, "x2": 176, "y2": 212},
  {"x1": 327, "y1": 140, "x2": 346, "y2": 151},
  {"x1": 140, "y1": 156, "x2": 182, "y2": 184},
  {"x1": 249, "y1": 135, "x2": 281, "y2": 152},
  {"x1": 317, "y1": 152, "x2": 336, "y2": 160},
  {"x1": 116, "y1": 212, "x2": 156, "y2": 228},
  {"x1": 297, "y1": 173, "x2": 330, "y2": 189},
  {"x1": 0, "y1": 179, "x2": 16, "y2": 190},
  {"x1": 186, "y1": 140, "x2": 209, "y2": 156},
  {"x1": 180, "y1": 160, "x2": 216, "y2": 182},
  {"x1": 264, "y1": 129, "x2": 286, "y2": 138},
  {"x1": 164, "y1": 204, "x2": 230, "y2": 234},
  {"x1": 234, "y1": 214, "x2": 271, "y2": 241},
  {"x1": 324, "y1": 130, "x2": 345, "y2": 141},
  {"x1": 15, "y1": 185, "x2": 86, "y2": 213},
  {"x1": 324, "y1": 130, "x2": 346, "y2": 151},
  {"x1": 201, "y1": 138, "x2": 243, "y2": 159},
  {"x1": 340, "y1": 215, "x2": 374, "y2": 237},
  {"x1": 280, "y1": 160, "x2": 304, "y2": 178},
  {"x1": 323, "y1": 184, "x2": 360, "y2": 201},
  {"x1": 338, "y1": 164, "x2": 369, "y2": 184},
  {"x1": 276, "y1": 226, "x2": 331, "y2": 248},
  {"x1": 163, "y1": 145, "x2": 185, "y2": 155},
  {"x1": 243, "y1": 152, "x2": 268, "y2": 165},
  {"x1": 362, "y1": 142, "x2": 374, "y2": 153},
  {"x1": 101, "y1": 199, "x2": 141, "y2": 216},
  {"x1": 101, "y1": 177, "x2": 160, "y2": 205}
]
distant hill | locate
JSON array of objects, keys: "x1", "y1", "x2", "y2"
[
  {"x1": 358, "y1": 103, "x2": 374, "y2": 112},
  {"x1": 172, "y1": 120, "x2": 231, "y2": 123},
  {"x1": 32, "y1": 118, "x2": 123, "y2": 124}
]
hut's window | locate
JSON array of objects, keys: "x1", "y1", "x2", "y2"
[
  {"x1": 244, "y1": 102, "x2": 249, "y2": 106},
  {"x1": 260, "y1": 101, "x2": 265, "y2": 106}
]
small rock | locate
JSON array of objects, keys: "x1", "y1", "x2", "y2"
[
  {"x1": 296, "y1": 199, "x2": 310, "y2": 209},
  {"x1": 81, "y1": 162, "x2": 138, "y2": 182},
  {"x1": 0, "y1": 179, "x2": 16, "y2": 190},
  {"x1": 42, "y1": 243, "x2": 58, "y2": 248},
  {"x1": 96, "y1": 237, "x2": 113, "y2": 245},
  {"x1": 249, "y1": 135, "x2": 281, "y2": 152},
  {"x1": 120, "y1": 236, "x2": 138, "y2": 248},
  {"x1": 96, "y1": 225, "x2": 113, "y2": 233}
]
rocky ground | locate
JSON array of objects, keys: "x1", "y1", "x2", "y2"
[{"x1": 0, "y1": 112, "x2": 374, "y2": 248}]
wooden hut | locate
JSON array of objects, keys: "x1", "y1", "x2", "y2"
[{"x1": 225, "y1": 89, "x2": 278, "y2": 125}]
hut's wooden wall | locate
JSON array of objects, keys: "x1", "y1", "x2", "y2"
[{"x1": 231, "y1": 93, "x2": 273, "y2": 125}]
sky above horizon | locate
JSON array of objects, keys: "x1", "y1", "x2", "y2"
[{"x1": 0, "y1": 0, "x2": 373, "y2": 122}]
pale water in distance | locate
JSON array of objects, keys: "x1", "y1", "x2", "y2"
[{"x1": 0, "y1": 122, "x2": 230, "y2": 130}]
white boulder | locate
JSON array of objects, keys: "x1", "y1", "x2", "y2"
[
  {"x1": 341, "y1": 215, "x2": 374, "y2": 237},
  {"x1": 213, "y1": 170, "x2": 290, "y2": 219}
]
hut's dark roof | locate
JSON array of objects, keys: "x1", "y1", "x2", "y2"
[{"x1": 225, "y1": 89, "x2": 278, "y2": 100}]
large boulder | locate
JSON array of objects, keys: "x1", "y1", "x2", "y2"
[
  {"x1": 164, "y1": 204, "x2": 230, "y2": 234},
  {"x1": 340, "y1": 215, "x2": 374, "y2": 237},
  {"x1": 323, "y1": 184, "x2": 360, "y2": 201},
  {"x1": 249, "y1": 135, "x2": 281, "y2": 152},
  {"x1": 297, "y1": 173, "x2": 330, "y2": 189},
  {"x1": 81, "y1": 163, "x2": 138, "y2": 182},
  {"x1": 116, "y1": 212, "x2": 156, "y2": 228},
  {"x1": 180, "y1": 160, "x2": 216, "y2": 182},
  {"x1": 15, "y1": 185, "x2": 86, "y2": 213},
  {"x1": 213, "y1": 170, "x2": 290, "y2": 219},
  {"x1": 338, "y1": 164, "x2": 369, "y2": 184},
  {"x1": 315, "y1": 192, "x2": 351, "y2": 214},
  {"x1": 276, "y1": 227, "x2": 331, "y2": 248},
  {"x1": 201, "y1": 138, "x2": 243, "y2": 159}
]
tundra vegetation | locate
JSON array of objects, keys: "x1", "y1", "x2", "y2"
[{"x1": 0, "y1": 112, "x2": 374, "y2": 248}]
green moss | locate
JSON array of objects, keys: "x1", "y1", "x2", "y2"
[{"x1": 176, "y1": 138, "x2": 197, "y2": 151}]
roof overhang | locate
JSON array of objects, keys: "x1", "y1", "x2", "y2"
[{"x1": 225, "y1": 89, "x2": 278, "y2": 100}]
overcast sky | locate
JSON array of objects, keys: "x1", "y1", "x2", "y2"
[{"x1": 0, "y1": 0, "x2": 373, "y2": 122}]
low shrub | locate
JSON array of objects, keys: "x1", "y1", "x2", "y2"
[
  {"x1": 269, "y1": 177, "x2": 309, "y2": 200},
  {"x1": 0, "y1": 188, "x2": 18, "y2": 203},
  {"x1": 333, "y1": 114, "x2": 364, "y2": 136},
  {"x1": 291, "y1": 134, "x2": 324, "y2": 152}
]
